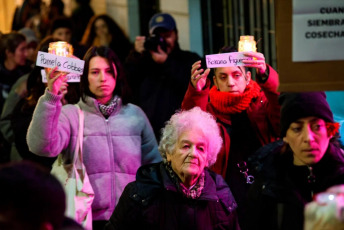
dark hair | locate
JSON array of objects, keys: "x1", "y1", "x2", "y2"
[
  {"x1": 25, "y1": 36, "x2": 57, "y2": 109},
  {"x1": 218, "y1": 45, "x2": 248, "y2": 73},
  {"x1": 81, "y1": 46, "x2": 131, "y2": 104},
  {"x1": 210, "y1": 45, "x2": 249, "y2": 84},
  {"x1": 219, "y1": 46, "x2": 237, "y2": 53},
  {"x1": 80, "y1": 14, "x2": 132, "y2": 62},
  {"x1": 0, "y1": 32, "x2": 26, "y2": 60},
  {"x1": 48, "y1": 16, "x2": 74, "y2": 35},
  {"x1": 49, "y1": 0, "x2": 65, "y2": 17},
  {"x1": 76, "y1": 0, "x2": 91, "y2": 4},
  {"x1": 0, "y1": 161, "x2": 65, "y2": 230},
  {"x1": 36, "y1": 35, "x2": 57, "y2": 53}
]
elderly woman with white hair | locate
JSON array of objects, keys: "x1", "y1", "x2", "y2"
[{"x1": 105, "y1": 107, "x2": 240, "y2": 230}]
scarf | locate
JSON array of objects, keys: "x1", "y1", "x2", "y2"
[
  {"x1": 164, "y1": 162, "x2": 205, "y2": 199},
  {"x1": 98, "y1": 96, "x2": 119, "y2": 118},
  {"x1": 209, "y1": 80, "x2": 261, "y2": 115}
]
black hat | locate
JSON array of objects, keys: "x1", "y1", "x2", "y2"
[
  {"x1": 149, "y1": 13, "x2": 176, "y2": 34},
  {"x1": 279, "y1": 92, "x2": 334, "y2": 137}
]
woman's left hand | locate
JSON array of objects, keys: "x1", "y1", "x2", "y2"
[{"x1": 242, "y1": 52, "x2": 267, "y2": 75}]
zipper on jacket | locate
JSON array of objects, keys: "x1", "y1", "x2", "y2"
[
  {"x1": 105, "y1": 118, "x2": 115, "y2": 209},
  {"x1": 307, "y1": 166, "x2": 315, "y2": 198}
]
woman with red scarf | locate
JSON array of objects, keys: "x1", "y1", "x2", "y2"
[{"x1": 181, "y1": 46, "x2": 280, "y2": 230}]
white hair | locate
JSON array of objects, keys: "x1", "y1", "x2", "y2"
[{"x1": 158, "y1": 107, "x2": 223, "y2": 166}]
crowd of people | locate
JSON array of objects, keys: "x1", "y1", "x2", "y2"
[{"x1": 0, "y1": 2, "x2": 344, "y2": 230}]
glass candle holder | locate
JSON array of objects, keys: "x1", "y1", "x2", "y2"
[
  {"x1": 238, "y1": 35, "x2": 257, "y2": 52},
  {"x1": 47, "y1": 41, "x2": 74, "y2": 74},
  {"x1": 48, "y1": 41, "x2": 73, "y2": 57}
]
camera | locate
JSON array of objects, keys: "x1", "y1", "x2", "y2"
[{"x1": 144, "y1": 34, "x2": 167, "y2": 52}]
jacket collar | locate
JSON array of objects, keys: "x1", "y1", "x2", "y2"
[
  {"x1": 131, "y1": 163, "x2": 237, "y2": 213},
  {"x1": 79, "y1": 95, "x2": 122, "y2": 117}
]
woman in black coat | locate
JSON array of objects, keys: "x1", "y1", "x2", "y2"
[
  {"x1": 246, "y1": 92, "x2": 344, "y2": 230},
  {"x1": 105, "y1": 107, "x2": 240, "y2": 230}
]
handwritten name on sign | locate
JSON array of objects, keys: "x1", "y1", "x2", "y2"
[
  {"x1": 41, "y1": 69, "x2": 80, "y2": 83},
  {"x1": 206, "y1": 52, "x2": 252, "y2": 68},
  {"x1": 36, "y1": 51, "x2": 85, "y2": 74}
]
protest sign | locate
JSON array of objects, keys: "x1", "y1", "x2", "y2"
[
  {"x1": 36, "y1": 51, "x2": 85, "y2": 75},
  {"x1": 276, "y1": 0, "x2": 344, "y2": 91},
  {"x1": 205, "y1": 52, "x2": 252, "y2": 68},
  {"x1": 41, "y1": 69, "x2": 80, "y2": 83},
  {"x1": 293, "y1": 0, "x2": 344, "y2": 62}
]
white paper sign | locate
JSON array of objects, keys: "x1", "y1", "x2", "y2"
[
  {"x1": 293, "y1": 0, "x2": 344, "y2": 62},
  {"x1": 41, "y1": 69, "x2": 80, "y2": 83},
  {"x1": 205, "y1": 52, "x2": 252, "y2": 68},
  {"x1": 36, "y1": 51, "x2": 85, "y2": 74}
]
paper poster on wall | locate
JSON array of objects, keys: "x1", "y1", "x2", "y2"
[{"x1": 292, "y1": 0, "x2": 344, "y2": 62}]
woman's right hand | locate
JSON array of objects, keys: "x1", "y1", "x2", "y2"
[
  {"x1": 191, "y1": 60, "x2": 210, "y2": 91},
  {"x1": 46, "y1": 67, "x2": 68, "y2": 95}
]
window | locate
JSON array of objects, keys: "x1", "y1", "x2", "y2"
[{"x1": 201, "y1": 0, "x2": 277, "y2": 70}]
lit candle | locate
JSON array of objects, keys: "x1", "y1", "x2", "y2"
[
  {"x1": 48, "y1": 41, "x2": 73, "y2": 57},
  {"x1": 238, "y1": 36, "x2": 257, "y2": 52},
  {"x1": 47, "y1": 42, "x2": 74, "y2": 74}
]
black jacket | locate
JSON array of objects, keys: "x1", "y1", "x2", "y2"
[
  {"x1": 246, "y1": 140, "x2": 344, "y2": 230},
  {"x1": 105, "y1": 162, "x2": 240, "y2": 230},
  {"x1": 125, "y1": 45, "x2": 200, "y2": 139}
]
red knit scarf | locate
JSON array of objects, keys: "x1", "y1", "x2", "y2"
[{"x1": 209, "y1": 80, "x2": 261, "y2": 115}]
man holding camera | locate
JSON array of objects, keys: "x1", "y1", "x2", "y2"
[{"x1": 125, "y1": 13, "x2": 200, "y2": 140}]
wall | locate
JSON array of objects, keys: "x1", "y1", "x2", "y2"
[
  {"x1": 160, "y1": 0, "x2": 190, "y2": 50},
  {"x1": 0, "y1": 0, "x2": 22, "y2": 33},
  {"x1": 105, "y1": 0, "x2": 130, "y2": 37}
]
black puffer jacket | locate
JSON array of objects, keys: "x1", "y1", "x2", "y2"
[
  {"x1": 105, "y1": 162, "x2": 240, "y2": 230},
  {"x1": 246, "y1": 140, "x2": 344, "y2": 230}
]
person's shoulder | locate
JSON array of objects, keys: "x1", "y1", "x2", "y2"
[
  {"x1": 176, "y1": 49, "x2": 201, "y2": 59},
  {"x1": 123, "y1": 102, "x2": 139, "y2": 109},
  {"x1": 206, "y1": 169, "x2": 238, "y2": 213},
  {"x1": 127, "y1": 163, "x2": 163, "y2": 204},
  {"x1": 61, "y1": 216, "x2": 84, "y2": 230},
  {"x1": 0, "y1": 62, "x2": 9, "y2": 76},
  {"x1": 207, "y1": 169, "x2": 232, "y2": 193},
  {"x1": 248, "y1": 139, "x2": 285, "y2": 173},
  {"x1": 325, "y1": 143, "x2": 344, "y2": 171},
  {"x1": 121, "y1": 103, "x2": 144, "y2": 115},
  {"x1": 62, "y1": 103, "x2": 79, "y2": 111},
  {"x1": 136, "y1": 162, "x2": 161, "y2": 182},
  {"x1": 12, "y1": 73, "x2": 29, "y2": 87},
  {"x1": 17, "y1": 63, "x2": 32, "y2": 74}
]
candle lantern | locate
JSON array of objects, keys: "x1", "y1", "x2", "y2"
[
  {"x1": 48, "y1": 41, "x2": 73, "y2": 57},
  {"x1": 238, "y1": 35, "x2": 257, "y2": 52}
]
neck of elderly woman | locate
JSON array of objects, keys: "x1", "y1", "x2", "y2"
[{"x1": 179, "y1": 174, "x2": 199, "y2": 188}]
